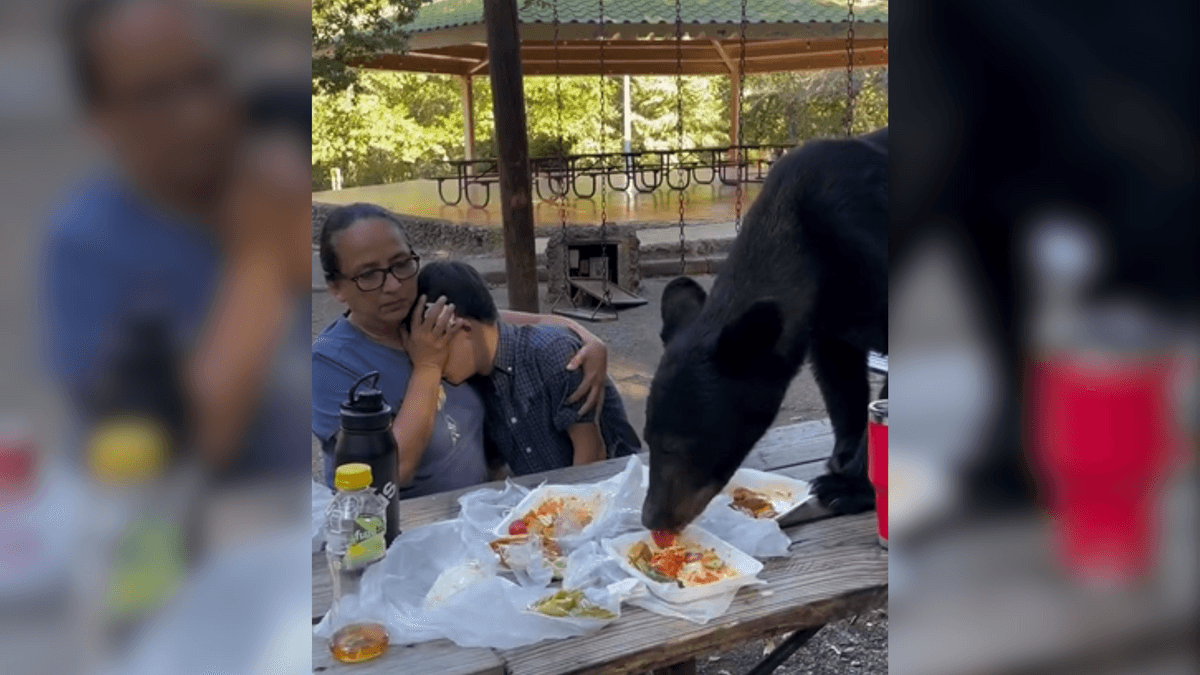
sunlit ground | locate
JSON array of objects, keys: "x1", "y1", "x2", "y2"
[{"x1": 314, "y1": 177, "x2": 764, "y2": 227}]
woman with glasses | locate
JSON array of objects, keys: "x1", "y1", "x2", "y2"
[{"x1": 312, "y1": 203, "x2": 611, "y2": 495}]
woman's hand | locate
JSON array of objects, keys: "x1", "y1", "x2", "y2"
[
  {"x1": 220, "y1": 131, "x2": 311, "y2": 291},
  {"x1": 565, "y1": 327, "x2": 608, "y2": 415},
  {"x1": 401, "y1": 295, "x2": 462, "y2": 372}
]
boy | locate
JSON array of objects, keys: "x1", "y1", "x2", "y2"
[{"x1": 407, "y1": 261, "x2": 640, "y2": 475}]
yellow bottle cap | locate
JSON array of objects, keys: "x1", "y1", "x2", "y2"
[
  {"x1": 88, "y1": 417, "x2": 168, "y2": 485},
  {"x1": 335, "y1": 463, "x2": 373, "y2": 491}
]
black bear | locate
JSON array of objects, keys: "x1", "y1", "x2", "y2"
[{"x1": 642, "y1": 127, "x2": 888, "y2": 532}]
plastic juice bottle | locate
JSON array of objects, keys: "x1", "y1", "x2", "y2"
[
  {"x1": 80, "y1": 417, "x2": 188, "y2": 666},
  {"x1": 324, "y1": 463, "x2": 390, "y2": 664}
]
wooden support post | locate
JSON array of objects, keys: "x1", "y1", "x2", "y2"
[
  {"x1": 729, "y1": 68, "x2": 741, "y2": 161},
  {"x1": 484, "y1": 0, "x2": 540, "y2": 313},
  {"x1": 711, "y1": 39, "x2": 741, "y2": 163},
  {"x1": 459, "y1": 75, "x2": 475, "y2": 171}
]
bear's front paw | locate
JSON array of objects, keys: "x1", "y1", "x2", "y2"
[{"x1": 812, "y1": 472, "x2": 875, "y2": 515}]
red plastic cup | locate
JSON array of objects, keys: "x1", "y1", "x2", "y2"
[
  {"x1": 867, "y1": 399, "x2": 888, "y2": 548},
  {"x1": 0, "y1": 424, "x2": 36, "y2": 503},
  {"x1": 1027, "y1": 351, "x2": 1182, "y2": 584}
]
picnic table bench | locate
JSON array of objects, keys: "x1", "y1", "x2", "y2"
[
  {"x1": 434, "y1": 145, "x2": 796, "y2": 208},
  {"x1": 312, "y1": 419, "x2": 888, "y2": 675}
]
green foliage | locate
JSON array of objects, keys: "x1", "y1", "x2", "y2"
[
  {"x1": 312, "y1": 67, "x2": 888, "y2": 191},
  {"x1": 312, "y1": 0, "x2": 422, "y2": 95},
  {"x1": 741, "y1": 67, "x2": 889, "y2": 144}
]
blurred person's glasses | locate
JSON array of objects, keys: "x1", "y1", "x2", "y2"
[
  {"x1": 348, "y1": 257, "x2": 421, "y2": 292},
  {"x1": 107, "y1": 62, "x2": 228, "y2": 120}
]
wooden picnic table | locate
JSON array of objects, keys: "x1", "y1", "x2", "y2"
[{"x1": 312, "y1": 419, "x2": 888, "y2": 675}]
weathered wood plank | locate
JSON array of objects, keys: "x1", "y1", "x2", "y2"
[
  {"x1": 312, "y1": 634, "x2": 504, "y2": 675},
  {"x1": 501, "y1": 513, "x2": 888, "y2": 675},
  {"x1": 740, "y1": 419, "x2": 834, "y2": 472}
]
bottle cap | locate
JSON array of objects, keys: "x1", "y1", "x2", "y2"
[
  {"x1": 340, "y1": 372, "x2": 393, "y2": 432},
  {"x1": 335, "y1": 463, "x2": 373, "y2": 491},
  {"x1": 88, "y1": 417, "x2": 168, "y2": 485}
]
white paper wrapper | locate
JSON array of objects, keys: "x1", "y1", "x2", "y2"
[
  {"x1": 424, "y1": 560, "x2": 494, "y2": 610},
  {"x1": 492, "y1": 457, "x2": 644, "y2": 550},
  {"x1": 694, "y1": 494, "x2": 791, "y2": 558}
]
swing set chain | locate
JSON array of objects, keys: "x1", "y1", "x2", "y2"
[
  {"x1": 675, "y1": 0, "x2": 686, "y2": 275},
  {"x1": 597, "y1": 0, "x2": 611, "y2": 301},
  {"x1": 552, "y1": 0, "x2": 569, "y2": 305},
  {"x1": 733, "y1": 0, "x2": 748, "y2": 234},
  {"x1": 843, "y1": 0, "x2": 856, "y2": 137}
]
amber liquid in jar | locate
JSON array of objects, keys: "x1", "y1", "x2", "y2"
[{"x1": 329, "y1": 622, "x2": 389, "y2": 663}]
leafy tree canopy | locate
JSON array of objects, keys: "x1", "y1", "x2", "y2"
[{"x1": 313, "y1": 67, "x2": 887, "y2": 191}]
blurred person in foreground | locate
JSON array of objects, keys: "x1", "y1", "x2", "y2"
[
  {"x1": 40, "y1": 0, "x2": 311, "y2": 482},
  {"x1": 891, "y1": 0, "x2": 1199, "y2": 517}
]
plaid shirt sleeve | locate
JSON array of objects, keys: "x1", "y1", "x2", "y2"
[{"x1": 531, "y1": 332, "x2": 596, "y2": 432}]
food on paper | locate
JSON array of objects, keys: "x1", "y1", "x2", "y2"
[
  {"x1": 488, "y1": 535, "x2": 567, "y2": 579},
  {"x1": 729, "y1": 487, "x2": 779, "y2": 519},
  {"x1": 424, "y1": 560, "x2": 491, "y2": 610},
  {"x1": 490, "y1": 493, "x2": 599, "y2": 579},
  {"x1": 720, "y1": 469, "x2": 810, "y2": 521},
  {"x1": 512, "y1": 495, "x2": 596, "y2": 539},
  {"x1": 626, "y1": 535, "x2": 738, "y2": 588},
  {"x1": 530, "y1": 589, "x2": 616, "y2": 620}
]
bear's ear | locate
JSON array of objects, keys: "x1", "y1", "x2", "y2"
[
  {"x1": 660, "y1": 277, "x2": 707, "y2": 345},
  {"x1": 714, "y1": 300, "x2": 783, "y2": 377}
]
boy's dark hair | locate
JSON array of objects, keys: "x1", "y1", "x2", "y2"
[
  {"x1": 319, "y1": 203, "x2": 411, "y2": 282},
  {"x1": 404, "y1": 261, "x2": 498, "y2": 330}
]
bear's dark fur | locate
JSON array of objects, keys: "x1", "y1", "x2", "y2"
[{"x1": 642, "y1": 127, "x2": 888, "y2": 531}]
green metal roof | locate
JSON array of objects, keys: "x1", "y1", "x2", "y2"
[{"x1": 405, "y1": 0, "x2": 887, "y2": 34}]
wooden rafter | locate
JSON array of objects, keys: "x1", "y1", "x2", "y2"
[
  {"x1": 353, "y1": 43, "x2": 887, "y2": 77},
  {"x1": 709, "y1": 39, "x2": 737, "y2": 74}
]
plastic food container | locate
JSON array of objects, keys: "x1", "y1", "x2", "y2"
[
  {"x1": 720, "y1": 468, "x2": 811, "y2": 522},
  {"x1": 494, "y1": 484, "x2": 613, "y2": 546},
  {"x1": 602, "y1": 525, "x2": 764, "y2": 604}
]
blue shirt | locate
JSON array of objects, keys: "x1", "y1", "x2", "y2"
[
  {"x1": 474, "y1": 323, "x2": 640, "y2": 476},
  {"x1": 312, "y1": 315, "x2": 489, "y2": 497},
  {"x1": 40, "y1": 176, "x2": 311, "y2": 480}
]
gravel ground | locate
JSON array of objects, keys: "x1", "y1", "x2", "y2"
[{"x1": 311, "y1": 274, "x2": 887, "y2": 675}]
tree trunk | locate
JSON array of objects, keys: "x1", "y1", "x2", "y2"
[{"x1": 484, "y1": 0, "x2": 540, "y2": 313}]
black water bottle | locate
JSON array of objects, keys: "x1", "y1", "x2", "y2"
[{"x1": 334, "y1": 372, "x2": 400, "y2": 545}]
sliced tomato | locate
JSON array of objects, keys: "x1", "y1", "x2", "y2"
[
  {"x1": 651, "y1": 530, "x2": 676, "y2": 548},
  {"x1": 508, "y1": 519, "x2": 529, "y2": 536}
]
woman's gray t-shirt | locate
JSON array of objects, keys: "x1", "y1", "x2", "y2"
[{"x1": 312, "y1": 315, "x2": 488, "y2": 497}]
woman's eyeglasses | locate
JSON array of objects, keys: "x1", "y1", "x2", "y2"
[{"x1": 348, "y1": 256, "x2": 420, "y2": 291}]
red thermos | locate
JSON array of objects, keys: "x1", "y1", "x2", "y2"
[{"x1": 867, "y1": 399, "x2": 888, "y2": 548}]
